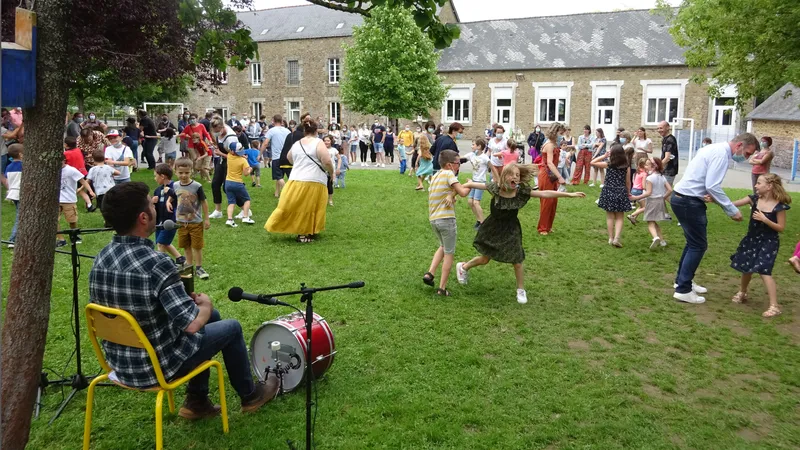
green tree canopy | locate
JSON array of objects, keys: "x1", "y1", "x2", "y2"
[
  {"x1": 340, "y1": 5, "x2": 447, "y2": 119},
  {"x1": 658, "y1": 0, "x2": 800, "y2": 105}
]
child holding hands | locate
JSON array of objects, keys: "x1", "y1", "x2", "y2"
[{"x1": 628, "y1": 157, "x2": 672, "y2": 250}]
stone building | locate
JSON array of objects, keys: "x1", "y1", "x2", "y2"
[
  {"x1": 746, "y1": 83, "x2": 800, "y2": 170},
  {"x1": 185, "y1": 2, "x2": 746, "y2": 152}
]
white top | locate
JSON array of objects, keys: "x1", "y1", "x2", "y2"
[
  {"x1": 487, "y1": 137, "x2": 507, "y2": 167},
  {"x1": 557, "y1": 149, "x2": 569, "y2": 168},
  {"x1": 469, "y1": 152, "x2": 491, "y2": 182},
  {"x1": 290, "y1": 138, "x2": 327, "y2": 185},
  {"x1": 87, "y1": 165, "x2": 117, "y2": 196},
  {"x1": 646, "y1": 173, "x2": 667, "y2": 199},
  {"x1": 358, "y1": 129, "x2": 370, "y2": 143},
  {"x1": 161, "y1": 136, "x2": 180, "y2": 155},
  {"x1": 633, "y1": 137, "x2": 652, "y2": 153},
  {"x1": 674, "y1": 141, "x2": 738, "y2": 216},
  {"x1": 60, "y1": 165, "x2": 85, "y2": 203},
  {"x1": 214, "y1": 125, "x2": 240, "y2": 154},
  {"x1": 104, "y1": 144, "x2": 134, "y2": 180},
  {"x1": 328, "y1": 147, "x2": 338, "y2": 165}
]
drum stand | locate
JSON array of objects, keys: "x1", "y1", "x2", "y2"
[{"x1": 262, "y1": 281, "x2": 364, "y2": 450}]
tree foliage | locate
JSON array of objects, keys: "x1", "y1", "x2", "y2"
[
  {"x1": 657, "y1": 0, "x2": 800, "y2": 105},
  {"x1": 305, "y1": 0, "x2": 460, "y2": 49},
  {"x1": 340, "y1": 5, "x2": 447, "y2": 119}
]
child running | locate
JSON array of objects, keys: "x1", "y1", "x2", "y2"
[
  {"x1": 456, "y1": 163, "x2": 585, "y2": 304},
  {"x1": 245, "y1": 141, "x2": 262, "y2": 188},
  {"x1": 173, "y1": 158, "x2": 211, "y2": 279},
  {"x1": 192, "y1": 132, "x2": 212, "y2": 181},
  {"x1": 729, "y1": 173, "x2": 792, "y2": 317},
  {"x1": 87, "y1": 149, "x2": 120, "y2": 210},
  {"x1": 153, "y1": 163, "x2": 184, "y2": 265},
  {"x1": 467, "y1": 137, "x2": 490, "y2": 229},
  {"x1": 592, "y1": 144, "x2": 631, "y2": 247},
  {"x1": 627, "y1": 158, "x2": 649, "y2": 224},
  {"x1": 335, "y1": 146, "x2": 349, "y2": 188},
  {"x1": 224, "y1": 142, "x2": 254, "y2": 226},
  {"x1": 422, "y1": 150, "x2": 471, "y2": 296},
  {"x1": 628, "y1": 157, "x2": 672, "y2": 250},
  {"x1": 415, "y1": 134, "x2": 434, "y2": 191}
]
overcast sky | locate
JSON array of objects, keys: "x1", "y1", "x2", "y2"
[{"x1": 248, "y1": 0, "x2": 680, "y2": 21}]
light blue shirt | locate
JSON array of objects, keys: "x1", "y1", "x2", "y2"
[
  {"x1": 578, "y1": 134, "x2": 594, "y2": 150},
  {"x1": 265, "y1": 126, "x2": 291, "y2": 160},
  {"x1": 674, "y1": 142, "x2": 738, "y2": 217}
]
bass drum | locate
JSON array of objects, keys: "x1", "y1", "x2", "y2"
[{"x1": 250, "y1": 312, "x2": 336, "y2": 392}]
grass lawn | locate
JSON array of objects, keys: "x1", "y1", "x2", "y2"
[{"x1": 4, "y1": 168, "x2": 800, "y2": 449}]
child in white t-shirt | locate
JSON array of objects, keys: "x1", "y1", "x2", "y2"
[
  {"x1": 86, "y1": 149, "x2": 120, "y2": 210},
  {"x1": 468, "y1": 137, "x2": 491, "y2": 229},
  {"x1": 58, "y1": 156, "x2": 95, "y2": 247}
]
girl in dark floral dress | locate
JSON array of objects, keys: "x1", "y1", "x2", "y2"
[
  {"x1": 729, "y1": 173, "x2": 791, "y2": 317},
  {"x1": 591, "y1": 144, "x2": 631, "y2": 247},
  {"x1": 456, "y1": 163, "x2": 585, "y2": 304}
]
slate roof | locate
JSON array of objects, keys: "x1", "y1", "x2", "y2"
[
  {"x1": 746, "y1": 83, "x2": 800, "y2": 122},
  {"x1": 236, "y1": 6, "x2": 686, "y2": 71},
  {"x1": 438, "y1": 9, "x2": 685, "y2": 72},
  {"x1": 236, "y1": 5, "x2": 362, "y2": 43}
]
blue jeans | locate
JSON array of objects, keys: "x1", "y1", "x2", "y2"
[
  {"x1": 400, "y1": 159, "x2": 407, "y2": 174},
  {"x1": 174, "y1": 309, "x2": 255, "y2": 399},
  {"x1": 671, "y1": 193, "x2": 708, "y2": 294},
  {"x1": 9, "y1": 200, "x2": 19, "y2": 242},
  {"x1": 336, "y1": 171, "x2": 346, "y2": 188},
  {"x1": 374, "y1": 142, "x2": 384, "y2": 154},
  {"x1": 129, "y1": 140, "x2": 139, "y2": 162}
]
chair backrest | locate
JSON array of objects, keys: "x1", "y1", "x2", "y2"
[{"x1": 85, "y1": 303, "x2": 170, "y2": 387}]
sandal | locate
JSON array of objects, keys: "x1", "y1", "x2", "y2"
[
  {"x1": 415, "y1": 186, "x2": 423, "y2": 191},
  {"x1": 731, "y1": 291, "x2": 747, "y2": 304},
  {"x1": 422, "y1": 272, "x2": 435, "y2": 286},
  {"x1": 295, "y1": 235, "x2": 314, "y2": 243},
  {"x1": 762, "y1": 306, "x2": 781, "y2": 318},
  {"x1": 435, "y1": 288, "x2": 451, "y2": 297}
]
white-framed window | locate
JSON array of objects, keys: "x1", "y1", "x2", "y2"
[
  {"x1": 288, "y1": 101, "x2": 301, "y2": 123},
  {"x1": 489, "y1": 82, "x2": 517, "y2": 130},
  {"x1": 251, "y1": 102, "x2": 262, "y2": 120},
  {"x1": 441, "y1": 84, "x2": 474, "y2": 125},
  {"x1": 207, "y1": 107, "x2": 228, "y2": 121},
  {"x1": 533, "y1": 82, "x2": 573, "y2": 124},
  {"x1": 329, "y1": 102, "x2": 341, "y2": 125},
  {"x1": 287, "y1": 60, "x2": 300, "y2": 85},
  {"x1": 328, "y1": 58, "x2": 340, "y2": 84},
  {"x1": 640, "y1": 79, "x2": 688, "y2": 125},
  {"x1": 214, "y1": 68, "x2": 228, "y2": 85},
  {"x1": 250, "y1": 62, "x2": 262, "y2": 86}
]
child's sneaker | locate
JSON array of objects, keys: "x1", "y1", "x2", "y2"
[
  {"x1": 456, "y1": 262, "x2": 468, "y2": 285},
  {"x1": 74, "y1": 235, "x2": 83, "y2": 245},
  {"x1": 649, "y1": 237, "x2": 661, "y2": 250},
  {"x1": 196, "y1": 267, "x2": 209, "y2": 280},
  {"x1": 209, "y1": 210, "x2": 223, "y2": 219},
  {"x1": 242, "y1": 217, "x2": 255, "y2": 224},
  {"x1": 175, "y1": 256, "x2": 186, "y2": 267},
  {"x1": 225, "y1": 219, "x2": 238, "y2": 228},
  {"x1": 474, "y1": 221, "x2": 481, "y2": 230},
  {"x1": 7, "y1": 242, "x2": 14, "y2": 249},
  {"x1": 659, "y1": 239, "x2": 667, "y2": 247},
  {"x1": 589, "y1": 182, "x2": 595, "y2": 187},
  {"x1": 516, "y1": 289, "x2": 528, "y2": 304},
  {"x1": 56, "y1": 239, "x2": 67, "y2": 248}
]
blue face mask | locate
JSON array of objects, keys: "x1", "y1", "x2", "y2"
[
  {"x1": 732, "y1": 154, "x2": 746, "y2": 163},
  {"x1": 556, "y1": 135, "x2": 564, "y2": 145},
  {"x1": 456, "y1": 133, "x2": 464, "y2": 140},
  {"x1": 620, "y1": 138, "x2": 628, "y2": 144}
]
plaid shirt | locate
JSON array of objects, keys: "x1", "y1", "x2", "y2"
[{"x1": 89, "y1": 235, "x2": 201, "y2": 388}]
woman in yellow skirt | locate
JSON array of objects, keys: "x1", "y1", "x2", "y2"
[{"x1": 265, "y1": 119, "x2": 334, "y2": 242}]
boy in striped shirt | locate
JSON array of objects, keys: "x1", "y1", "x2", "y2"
[{"x1": 422, "y1": 150, "x2": 471, "y2": 296}]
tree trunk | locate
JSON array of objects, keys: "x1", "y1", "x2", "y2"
[{"x1": 1, "y1": 0, "x2": 72, "y2": 448}]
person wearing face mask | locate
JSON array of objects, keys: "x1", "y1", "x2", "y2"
[
  {"x1": 138, "y1": 110, "x2": 159, "y2": 170},
  {"x1": 398, "y1": 125, "x2": 414, "y2": 174},
  {"x1": 537, "y1": 123, "x2": 568, "y2": 235},
  {"x1": 669, "y1": 132, "x2": 758, "y2": 304},
  {"x1": 226, "y1": 113, "x2": 243, "y2": 130},
  {"x1": 487, "y1": 125, "x2": 507, "y2": 182},
  {"x1": 66, "y1": 112, "x2": 84, "y2": 138},
  {"x1": 572, "y1": 125, "x2": 594, "y2": 185},
  {"x1": 246, "y1": 118, "x2": 262, "y2": 141},
  {"x1": 122, "y1": 117, "x2": 141, "y2": 168},
  {"x1": 181, "y1": 114, "x2": 213, "y2": 165},
  {"x1": 81, "y1": 112, "x2": 108, "y2": 133},
  {"x1": 358, "y1": 123, "x2": 371, "y2": 166},
  {"x1": 178, "y1": 113, "x2": 190, "y2": 134},
  {"x1": 748, "y1": 137, "x2": 774, "y2": 191},
  {"x1": 656, "y1": 121, "x2": 679, "y2": 186},
  {"x1": 526, "y1": 125, "x2": 545, "y2": 162},
  {"x1": 431, "y1": 122, "x2": 463, "y2": 171}
]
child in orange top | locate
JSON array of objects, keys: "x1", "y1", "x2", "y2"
[{"x1": 192, "y1": 132, "x2": 212, "y2": 181}]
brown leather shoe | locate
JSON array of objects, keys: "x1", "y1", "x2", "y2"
[
  {"x1": 241, "y1": 373, "x2": 280, "y2": 413},
  {"x1": 178, "y1": 395, "x2": 221, "y2": 420}
]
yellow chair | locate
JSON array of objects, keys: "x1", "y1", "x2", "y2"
[{"x1": 83, "y1": 303, "x2": 229, "y2": 450}]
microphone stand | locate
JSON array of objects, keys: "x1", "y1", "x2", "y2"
[
  {"x1": 46, "y1": 226, "x2": 113, "y2": 424},
  {"x1": 261, "y1": 281, "x2": 364, "y2": 450}
]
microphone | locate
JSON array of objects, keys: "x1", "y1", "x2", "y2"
[
  {"x1": 348, "y1": 281, "x2": 365, "y2": 288},
  {"x1": 156, "y1": 220, "x2": 178, "y2": 231},
  {"x1": 228, "y1": 287, "x2": 292, "y2": 307}
]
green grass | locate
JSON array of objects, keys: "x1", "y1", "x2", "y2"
[{"x1": 5, "y1": 168, "x2": 800, "y2": 449}]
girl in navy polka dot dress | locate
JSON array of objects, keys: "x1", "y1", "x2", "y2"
[{"x1": 729, "y1": 173, "x2": 792, "y2": 317}]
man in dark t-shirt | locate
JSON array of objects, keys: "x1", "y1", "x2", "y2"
[
  {"x1": 657, "y1": 120, "x2": 679, "y2": 185},
  {"x1": 431, "y1": 122, "x2": 463, "y2": 171},
  {"x1": 139, "y1": 110, "x2": 159, "y2": 170}
]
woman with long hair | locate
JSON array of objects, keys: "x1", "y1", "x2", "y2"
[
  {"x1": 590, "y1": 128, "x2": 607, "y2": 187},
  {"x1": 537, "y1": 122, "x2": 567, "y2": 235}
]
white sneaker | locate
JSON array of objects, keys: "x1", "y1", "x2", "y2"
[
  {"x1": 516, "y1": 289, "x2": 528, "y2": 304},
  {"x1": 674, "y1": 282, "x2": 707, "y2": 294},
  {"x1": 235, "y1": 211, "x2": 244, "y2": 219},
  {"x1": 649, "y1": 237, "x2": 661, "y2": 250},
  {"x1": 225, "y1": 219, "x2": 238, "y2": 228},
  {"x1": 589, "y1": 182, "x2": 595, "y2": 187},
  {"x1": 209, "y1": 210, "x2": 223, "y2": 219},
  {"x1": 673, "y1": 291, "x2": 705, "y2": 304},
  {"x1": 660, "y1": 240, "x2": 667, "y2": 247},
  {"x1": 599, "y1": 183, "x2": 605, "y2": 188},
  {"x1": 381, "y1": 163, "x2": 386, "y2": 168},
  {"x1": 241, "y1": 217, "x2": 255, "y2": 224},
  {"x1": 595, "y1": 199, "x2": 600, "y2": 204},
  {"x1": 456, "y1": 262, "x2": 468, "y2": 285}
]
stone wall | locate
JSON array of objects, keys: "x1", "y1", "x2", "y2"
[
  {"x1": 185, "y1": 36, "x2": 374, "y2": 129},
  {"x1": 751, "y1": 119, "x2": 800, "y2": 169}
]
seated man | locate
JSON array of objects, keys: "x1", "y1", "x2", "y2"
[{"x1": 89, "y1": 181, "x2": 278, "y2": 419}]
